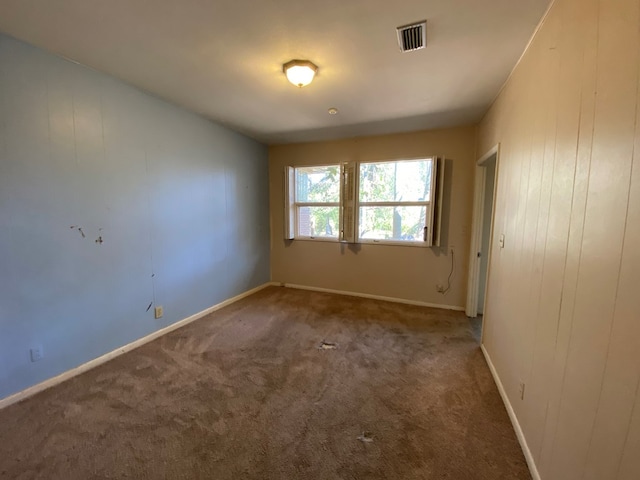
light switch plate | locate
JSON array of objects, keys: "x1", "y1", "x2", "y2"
[{"x1": 30, "y1": 345, "x2": 44, "y2": 362}]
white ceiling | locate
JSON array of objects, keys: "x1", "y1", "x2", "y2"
[{"x1": 0, "y1": 0, "x2": 551, "y2": 144}]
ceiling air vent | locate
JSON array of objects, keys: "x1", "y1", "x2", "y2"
[{"x1": 396, "y1": 21, "x2": 427, "y2": 52}]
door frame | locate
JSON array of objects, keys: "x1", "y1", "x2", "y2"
[{"x1": 466, "y1": 144, "x2": 500, "y2": 320}]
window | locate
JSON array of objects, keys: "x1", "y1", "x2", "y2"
[
  {"x1": 358, "y1": 159, "x2": 434, "y2": 244},
  {"x1": 286, "y1": 165, "x2": 340, "y2": 239},
  {"x1": 284, "y1": 158, "x2": 443, "y2": 246}
]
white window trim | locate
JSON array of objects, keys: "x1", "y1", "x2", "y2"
[
  {"x1": 284, "y1": 157, "x2": 444, "y2": 247},
  {"x1": 295, "y1": 200, "x2": 341, "y2": 241},
  {"x1": 287, "y1": 164, "x2": 341, "y2": 242},
  {"x1": 357, "y1": 199, "x2": 431, "y2": 246},
  {"x1": 355, "y1": 157, "x2": 442, "y2": 247}
]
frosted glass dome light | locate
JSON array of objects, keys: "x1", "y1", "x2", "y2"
[{"x1": 283, "y1": 60, "x2": 318, "y2": 87}]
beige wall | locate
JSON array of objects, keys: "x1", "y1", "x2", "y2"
[
  {"x1": 269, "y1": 126, "x2": 477, "y2": 309},
  {"x1": 478, "y1": 0, "x2": 640, "y2": 478}
]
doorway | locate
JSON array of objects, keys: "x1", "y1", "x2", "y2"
[
  {"x1": 477, "y1": 157, "x2": 496, "y2": 314},
  {"x1": 466, "y1": 145, "x2": 500, "y2": 339}
]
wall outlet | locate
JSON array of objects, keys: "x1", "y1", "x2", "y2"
[
  {"x1": 30, "y1": 345, "x2": 44, "y2": 362},
  {"x1": 154, "y1": 306, "x2": 164, "y2": 319},
  {"x1": 519, "y1": 381, "x2": 526, "y2": 400},
  {"x1": 436, "y1": 283, "x2": 445, "y2": 293}
]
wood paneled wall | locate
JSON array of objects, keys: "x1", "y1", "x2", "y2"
[{"x1": 478, "y1": 0, "x2": 640, "y2": 478}]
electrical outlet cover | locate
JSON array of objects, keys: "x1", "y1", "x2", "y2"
[{"x1": 30, "y1": 346, "x2": 43, "y2": 362}]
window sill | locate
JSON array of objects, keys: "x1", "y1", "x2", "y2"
[
  {"x1": 293, "y1": 236, "x2": 339, "y2": 243},
  {"x1": 358, "y1": 239, "x2": 430, "y2": 248},
  {"x1": 290, "y1": 237, "x2": 431, "y2": 248}
]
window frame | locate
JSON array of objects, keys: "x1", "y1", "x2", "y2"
[
  {"x1": 356, "y1": 157, "x2": 436, "y2": 247},
  {"x1": 284, "y1": 157, "x2": 443, "y2": 247},
  {"x1": 290, "y1": 164, "x2": 341, "y2": 241}
]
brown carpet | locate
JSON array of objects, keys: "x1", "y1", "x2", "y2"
[{"x1": 0, "y1": 287, "x2": 530, "y2": 479}]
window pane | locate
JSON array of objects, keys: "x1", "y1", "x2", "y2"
[
  {"x1": 296, "y1": 165, "x2": 340, "y2": 203},
  {"x1": 359, "y1": 159, "x2": 432, "y2": 202},
  {"x1": 298, "y1": 206, "x2": 340, "y2": 238},
  {"x1": 359, "y1": 206, "x2": 426, "y2": 242}
]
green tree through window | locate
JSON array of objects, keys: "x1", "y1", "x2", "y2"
[
  {"x1": 358, "y1": 159, "x2": 432, "y2": 241},
  {"x1": 289, "y1": 158, "x2": 436, "y2": 244},
  {"x1": 295, "y1": 165, "x2": 340, "y2": 238}
]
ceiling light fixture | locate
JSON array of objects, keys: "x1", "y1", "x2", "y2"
[{"x1": 283, "y1": 59, "x2": 318, "y2": 87}]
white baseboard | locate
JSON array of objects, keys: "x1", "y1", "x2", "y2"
[
  {"x1": 281, "y1": 283, "x2": 465, "y2": 312},
  {"x1": 481, "y1": 345, "x2": 541, "y2": 480},
  {"x1": 0, "y1": 282, "x2": 273, "y2": 410}
]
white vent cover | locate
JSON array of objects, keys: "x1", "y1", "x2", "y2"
[{"x1": 396, "y1": 21, "x2": 427, "y2": 52}]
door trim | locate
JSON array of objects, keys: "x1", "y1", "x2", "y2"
[{"x1": 465, "y1": 144, "x2": 500, "y2": 320}]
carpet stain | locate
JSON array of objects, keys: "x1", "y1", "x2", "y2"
[{"x1": 0, "y1": 287, "x2": 531, "y2": 479}]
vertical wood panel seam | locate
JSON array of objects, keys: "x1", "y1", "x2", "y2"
[
  {"x1": 71, "y1": 78, "x2": 78, "y2": 167},
  {"x1": 525, "y1": 37, "x2": 562, "y2": 420},
  {"x1": 45, "y1": 65, "x2": 52, "y2": 173},
  {"x1": 508, "y1": 54, "x2": 546, "y2": 393},
  {"x1": 223, "y1": 153, "x2": 231, "y2": 291},
  {"x1": 99, "y1": 82, "x2": 107, "y2": 172},
  {"x1": 615, "y1": 368, "x2": 640, "y2": 477},
  {"x1": 546, "y1": 0, "x2": 601, "y2": 471},
  {"x1": 535, "y1": 11, "x2": 588, "y2": 462},
  {"x1": 526, "y1": 49, "x2": 561, "y2": 386},
  {"x1": 0, "y1": 47, "x2": 4, "y2": 159},
  {"x1": 143, "y1": 151, "x2": 157, "y2": 307},
  {"x1": 542, "y1": 89, "x2": 584, "y2": 465},
  {"x1": 579, "y1": 2, "x2": 640, "y2": 476},
  {"x1": 611, "y1": 3, "x2": 640, "y2": 474},
  {"x1": 515, "y1": 73, "x2": 539, "y2": 403}
]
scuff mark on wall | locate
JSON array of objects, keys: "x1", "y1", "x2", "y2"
[{"x1": 70, "y1": 226, "x2": 85, "y2": 238}]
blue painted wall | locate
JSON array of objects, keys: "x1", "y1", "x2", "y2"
[{"x1": 0, "y1": 34, "x2": 270, "y2": 399}]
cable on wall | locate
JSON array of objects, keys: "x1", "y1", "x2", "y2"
[{"x1": 441, "y1": 248, "x2": 455, "y2": 295}]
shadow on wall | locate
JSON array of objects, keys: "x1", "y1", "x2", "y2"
[
  {"x1": 341, "y1": 243, "x2": 362, "y2": 255},
  {"x1": 433, "y1": 158, "x2": 454, "y2": 257}
]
